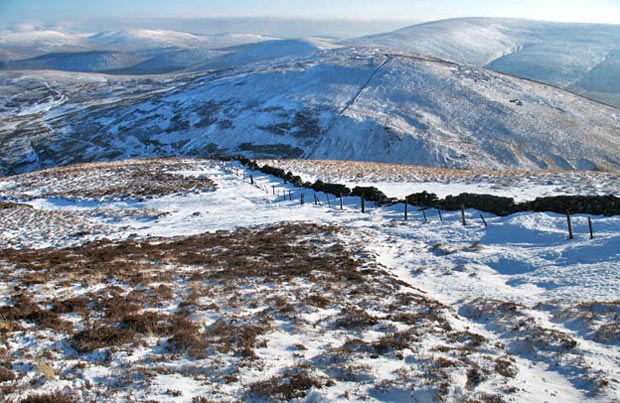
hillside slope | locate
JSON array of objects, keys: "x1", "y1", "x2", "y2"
[
  {"x1": 348, "y1": 18, "x2": 620, "y2": 107},
  {"x1": 1, "y1": 47, "x2": 619, "y2": 175},
  {"x1": 6, "y1": 50, "x2": 146, "y2": 72},
  {"x1": 0, "y1": 158, "x2": 618, "y2": 402}
]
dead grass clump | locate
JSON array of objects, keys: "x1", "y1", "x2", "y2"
[
  {"x1": 0, "y1": 366, "x2": 15, "y2": 382},
  {"x1": 469, "y1": 241, "x2": 484, "y2": 251},
  {"x1": 35, "y1": 361, "x2": 56, "y2": 380},
  {"x1": 0, "y1": 294, "x2": 72, "y2": 333},
  {"x1": 93, "y1": 296, "x2": 140, "y2": 322},
  {"x1": 430, "y1": 243, "x2": 455, "y2": 256},
  {"x1": 152, "y1": 284, "x2": 174, "y2": 301},
  {"x1": 494, "y1": 357, "x2": 518, "y2": 378},
  {"x1": 338, "y1": 338, "x2": 374, "y2": 355},
  {"x1": 0, "y1": 201, "x2": 31, "y2": 210},
  {"x1": 552, "y1": 301, "x2": 620, "y2": 344},
  {"x1": 447, "y1": 331, "x2": 488, "y2": 348},
  {"x1": 249, "y1": 371, "x2": 325, "y2": 402},
  {"x1": 166, "y1": 317, "x2": 208, "y2": 358},
  {"x1": 50, "y1": 296, "x2": 90, "y2": 314},
  {"x1": 17, "y1": 391, "x2": 76, "y2": 403},
  {"x1": 435, "y1": 357, "x2": 458, "y2": 368},
  {"x1": 460, "y1": 299, "x2": 525, "y2": 323},
  {"x1": 71, "y1": 325, "x2": 135, "y2": 353},
  {"x1": 0, "y1": 314, "x2": 15, "y2": 333},
  {"x1": 389, "y1": 293, "x2": 449, "y2": 318},
  {"x1": 517, "y1": 327, "x2": 577, "y2": 353},
  {"x1": 372, "y1": 329, "x2": 418, "y2": 355},
  {"x1": 593, "y1": 323, "x2": 620, "y2": 344},
  {"x1": 334, "y1": 307, "x2": 378, "y2": 329},
  {"x1": 204, "y1": 318, "x2": 268, "y2": 359},
  {"x1": 389, "y1": 312, "x2": 425, "y2": 326},
  {"x1": 304, "y1": 294, "x2": 331, "y2": 308},
  {"x1": 120, "y1": 311, "x2": 173, "y2": 337},
  {"x1": 267, "y1": 296, "x2": 296, "y2": 316},
  {"x1": 465, "y1": 366, "x2": 487, "y2": 389}
]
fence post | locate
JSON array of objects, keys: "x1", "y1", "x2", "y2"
[
  {"x1": 566, "y1": 211, "x2": 573, "y2": 240},
  {"x1": 339, "y1": 194, "x2": 343, "y2": 210},
  {"x1": 301, "y1": 193, "x2": 305, "y2": 206},
  {"x1": 588, "y1": 217, "x2": 594, "y2": 240},
  {"x1": 250, "y1": 175, "x2": 254, "y2": 185},
  {"x1": 361, "y1": 195, "x2": 365, "y2": 213},
  {"x1": 461, "y1": 204, "x2": 467, "y2": 226},
  {"x1": 422, "y1": 208, "x2": 427, "y2": 223},
  {"x1": 404, "y1": 200, "x2": 408, "y2": 221},
  {"x1": 326, "y1": 194, "x2": 331, "y2": 208},
  {"x1": 479, "y1": 214, "x2": 488, "y2": 228},
  {"x1": 272, "y1": 186, "x2": 276, "y2": 195},
  {"x1": 314, "y1": 193, "x2": 318, "y2": 205},
  {"x1": 437, "y1": 209, "x2": 443, "y2": 222}
]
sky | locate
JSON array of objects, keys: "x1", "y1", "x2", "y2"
[{"x1": 1, "y1": 0, "x2": 619, "y2": 36}]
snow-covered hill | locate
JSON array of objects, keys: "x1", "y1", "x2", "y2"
[
  {"x1": 1, "y1": 47, "x2": 619, "y2": 175},
  {"x1": 0, "y1": 30, "x2": 91, "y2": 57},
  {"x1": 6, "y1": 50, "x2": 146, "y2": 73},
  {"x1": 191, "y1": 39, "x2": 329, "y2": 71},
  {"x1": 348, "y1": 18, "x2": 620, "y2": 107},
  {"x1": 87, "y1": 29, "x2": 213, "y2": 50},
  {"x1": 0, "y1": 28, "x2": 282, "y2": 73}
]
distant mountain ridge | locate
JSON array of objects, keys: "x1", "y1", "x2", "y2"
[
  {"x1": 1, "y1": 47, "x2": 619, "y2": 175},
  {"x1": 0, "y1": 29, "x2": 324, "y2": 74},
  {"x1": 347, "y1": 17, "x2": 620, "y2": 107},
  {"x1": 2, "y1": 19, "x2": 619, "y2": 107}
]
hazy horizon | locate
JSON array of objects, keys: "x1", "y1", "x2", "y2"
[
  {"x1": 0, "y1": 17, "x2": 421, "y2": 39},
  {"x1": 2, "y1": 0, "x2": 619, "y2": 38}
]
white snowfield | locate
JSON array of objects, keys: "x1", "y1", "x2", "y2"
[
  {"x1": 348, "y1": 17, "x2": 620, "y2": 107},
  {"x1": 0, "y1": 159, "x2": 618, "y2": 402}
]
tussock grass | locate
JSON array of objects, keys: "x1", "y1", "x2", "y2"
[
  {"x1": 1, "y1": 221, "x2": 611, "y2": 401},
  {"x1": 1, "y1": 158, "x2": 216, "y2": 202}
]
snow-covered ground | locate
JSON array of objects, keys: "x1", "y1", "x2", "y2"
[
  {"x1": 348, "y1": 17, "x2": 620, "y2": 107},
  {"x1": 0, "y1": 159, "x2": 619, "y2": 402},
  {"x1": 3, "y1": 47, "x2": 620, "y2": 176}
]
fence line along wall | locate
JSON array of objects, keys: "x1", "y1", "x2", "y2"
[{"x1": 238, "y1": 158, "x2": 620, "y2": 217}]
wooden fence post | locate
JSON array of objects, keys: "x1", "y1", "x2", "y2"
[
  {"x1": 437, "y1": 209, "x2": 443, "y2": 222},
  {"x1": 461, "y1": 204, "x2": 467, "y2": 226},
  {"x1": 566, "y1": 211, "x2": 573, "y2": 240},
  {"x1": 314, "y1": 193, "x2": 318, "y2": 205},
  {"x1": 479, "y1": 214, "x2": 488, "y2": 228},
  {"x1": 339, "y1": 194, "x2": 343, "y2": 210},
  {"x1": 272, "y1": 186, "x2": 275, "y2": 195},
  {"x1": 588, "y1": 217, "x2": 594, "y2": 240},
  {"x1": 326, "y1": 195, "x2": 331, "y2": 208},
  {"x1": 250, "y1": 175, "x2": 254, "y2": 185},
  {"x1": 404, "y1": 200, "x2": 408, "y2": 221},
  {"x1": 301, "y1": 193, "x2": 305, "y2": 205},
  {"x1": 422, "y1": 208, "x2": 427, "y2": 223},
  {"x1": 361, "y1": 195, "x2": 365, "y2": 213}
]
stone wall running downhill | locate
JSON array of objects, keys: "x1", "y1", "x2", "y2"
[{"x1": 241, "y1": 159, "x2": 620, "y2": 216}]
